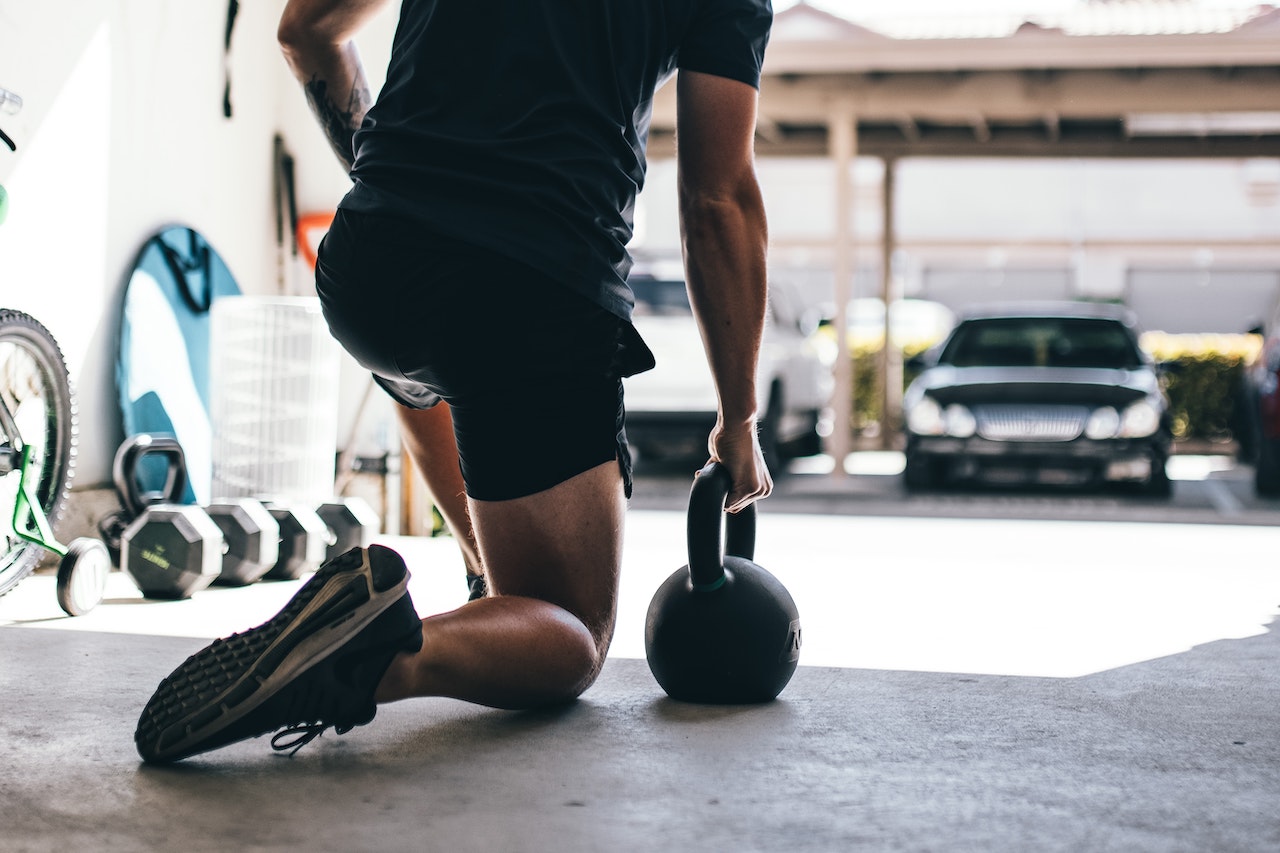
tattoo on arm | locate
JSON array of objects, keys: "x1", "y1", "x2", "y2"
[{"x1": 303, "y1": 71, "x2": 372, "y2": 172}]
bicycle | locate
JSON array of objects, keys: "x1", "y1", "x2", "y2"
[{"x1": 0, "y1": 85, "x2": 110, "y2": 616}]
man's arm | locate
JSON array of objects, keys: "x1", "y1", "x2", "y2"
[
  {"x1": 675, "y1": 70, "x2": 772, "y2": 513},
  {"x1": 277, "y1": 0, "x2": 391, "y2": 171}
]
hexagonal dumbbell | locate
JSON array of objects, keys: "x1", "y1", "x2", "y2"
[
  {"x1": 206, "y1": 498, "x2": 281, "y2": 587},
  {"x1": 120, "y1": 505, "x2": 224, "y2": 600},
  {"x1": 316, "y1": 496, "x2": 380, "y2": 562},
  {"x1": 260, "y1": 499, "x2": 330, "y2": 580}
]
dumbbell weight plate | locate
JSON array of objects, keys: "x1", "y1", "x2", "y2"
[
  {"x1": 206, "y1": 498, "x2": 280, "y2": 587},
  {"x1": 261, "y1": 501, "x2": 330, "y2": 580},
  {"x1": 316, "y1": 497, "x2": 380, "y2": 562},
  {"x1": 121, "y1": 505, "x2": 224, "y2": 600}
]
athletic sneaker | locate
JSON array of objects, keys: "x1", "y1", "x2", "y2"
[
  {"x1": 466, "y1": 572, "x2": 487, "y2": 601},
  {"x1": 135, "y1": 544, "x2": 423, "y2": 764}
]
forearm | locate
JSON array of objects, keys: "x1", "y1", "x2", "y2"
[
  {"x1": 680, "y1": 177, "x2": 770, "y2": 428},
  {"x1": 278, "y1": 1, "x2": 385, "y2": 171}
]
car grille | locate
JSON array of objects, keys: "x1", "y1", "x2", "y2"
[{"x1": 973, "y1": 404, "x2": 1088, "y2": 441}]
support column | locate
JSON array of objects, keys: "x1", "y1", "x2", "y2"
[
  {"x1": 828, "y1": 102, "x2": 857, "y2": 477},
  {"x1": 879, "y1": 157, "x2": 901, "y2": 450}
]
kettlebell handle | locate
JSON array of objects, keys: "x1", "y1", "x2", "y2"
[
  {"x1": 687, "y1": 462, "x2": 756, "y2": 590},
  {"x1": 113, "y1": 433, "x2": 189, "y2": 518}
]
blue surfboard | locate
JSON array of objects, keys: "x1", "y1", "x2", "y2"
[{"x1": 116, "y1": 226, "x2": 241, "y2": 505}]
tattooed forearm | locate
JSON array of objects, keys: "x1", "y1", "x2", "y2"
[{"x1": 303, "y1": 71, "x2": 372, "y2": 172}]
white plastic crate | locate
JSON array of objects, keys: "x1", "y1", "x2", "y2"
[{"x1": 210, "y1": 296, "x2": 340, "y2": 504}]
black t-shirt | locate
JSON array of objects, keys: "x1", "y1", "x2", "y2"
[{"x1": 341, "y1": 0, "x2": 772, "y2": 321}]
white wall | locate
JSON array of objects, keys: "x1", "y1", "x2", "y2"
[
  {"x1": 639, "y1": 156, "x2": 1280, "y2": 255},
  {"x1": 896, "y1": 158, "x2": 1280, "y2": 243},
  {"x1": 634, "y1": 154, "x2": 1280, "y2": 332}
]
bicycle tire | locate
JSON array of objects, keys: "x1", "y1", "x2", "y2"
[{"x1": 0, "y1": 309, "x2": 77, "y2": 599}]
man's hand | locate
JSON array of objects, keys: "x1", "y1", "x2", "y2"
[{"x1": 708, "y1": 417, "x2": 773, "y2": 514}]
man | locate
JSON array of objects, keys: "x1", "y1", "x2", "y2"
[{"x1": 135, "y1": 0, "x2": 773, "y2": 763}]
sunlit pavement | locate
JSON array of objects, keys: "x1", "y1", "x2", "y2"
[
  {"x1": 794, "y1": 450, "x2": 1236, "y2": 480},
  {"x1": 5, "y1": 501, "x2": 1278, "y2": 681},
  {"x1": 671, "y1": 451, "x2": 1280, "y2": 533}
]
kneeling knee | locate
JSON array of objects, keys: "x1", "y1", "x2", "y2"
[{"x1": 540, "y1": 620, "x2": 607, "y2": 704}]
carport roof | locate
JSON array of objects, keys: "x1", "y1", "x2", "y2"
[
  {"x1": 790, "y1": 1, "x2": 1276, "y2": 41},
  {"x1": 648, "y1": 0, "x2": 1280, "y2": 158}
]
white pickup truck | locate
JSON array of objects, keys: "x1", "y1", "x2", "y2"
[{"x1": 622, "y1": 274, "x2": 834, "y2": 470}]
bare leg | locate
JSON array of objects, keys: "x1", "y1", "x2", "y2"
[
  {"x1": 396, "y1": 403, "x2": 484, "y2": 580},
  {"x1": 375, "y1": 459, "x2": 625, "y2": 709}
]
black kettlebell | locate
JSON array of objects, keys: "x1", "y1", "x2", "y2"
[
  {"x1": 114, "y1": 433, "x2": 189, "y2": 518},
  {"x1": 99, "y1": 434, "x2": 191, "y2": 564},
  {"x1": 644, "y1": 462, "x2": 801, "y2": 704}
]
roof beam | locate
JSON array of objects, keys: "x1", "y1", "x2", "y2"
[
  {"x1": 647, "y1": 124, "x2": 1280, "y2": 159},
  {"x1": 762, "y1": 31, "x2": 1280, "y2": 74},
  {"x1": 653, "y1": 66, "x2": 1280, "y2": 129}
]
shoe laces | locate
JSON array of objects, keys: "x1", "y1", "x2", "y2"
[
  {"x1": 270, "y1": 721, "x2": 357, "y2": 756},
  {"x1": 264, "y1": 659, "x2": 372, "y2": 757}
]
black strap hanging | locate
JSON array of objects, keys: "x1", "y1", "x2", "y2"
[
  {"x1": 155, "y1": 229, "x2": 214, "y2": 314},
  {"x1": 223, "y1": 0, "x2": 240, "y2": 118}
]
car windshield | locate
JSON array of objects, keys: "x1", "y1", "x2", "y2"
[
  {"x1": 939, "y1": 317, "x2": 1144, "y2": 370},
  {"x1": 631, "y1": 278, "x2": 691, "y2": 316}
]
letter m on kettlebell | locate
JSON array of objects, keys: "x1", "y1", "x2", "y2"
[{"x1": 780, "y1": 619, "x2": 802, "y2": 663}]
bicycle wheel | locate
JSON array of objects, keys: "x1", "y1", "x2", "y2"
[{"x1": 0, "y1": 309, "x2": 76, "y2": 599}]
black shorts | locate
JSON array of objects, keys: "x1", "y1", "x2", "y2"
[{"x1": 315, "y1": 209, "x2": 654, "y2": 501}]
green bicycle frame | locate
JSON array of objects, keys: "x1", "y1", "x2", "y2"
[{"x1": 8, "y1": 443, "x2": 68, "y2": 557}]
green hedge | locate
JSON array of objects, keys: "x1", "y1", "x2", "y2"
[{"x1": 1141, "y1": 333, "x2": 1258, "y2": 444}]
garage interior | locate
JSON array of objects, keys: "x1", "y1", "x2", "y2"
[{"x1": 2, "y1": 2, "x2": 1279, "y2": 850}]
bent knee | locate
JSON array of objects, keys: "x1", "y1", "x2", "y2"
[
  {"x1": 504, "y1": 591, "x2": 617, "y2": 701},
  {"x1": 543, "y1": 613, "x2": 609, "y2": 703}
]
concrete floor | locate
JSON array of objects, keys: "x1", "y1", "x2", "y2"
[{"x1": 2, "y1": 509, "x2": 1279, "y2": 852}]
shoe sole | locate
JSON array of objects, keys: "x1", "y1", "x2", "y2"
[{"x1": 135, "y1": 545, "x2": 410, "y2": 763}]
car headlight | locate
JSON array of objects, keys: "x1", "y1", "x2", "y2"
[
  {"x1": 1118, "y1": 400, "x2": 1161, "y2": 438},
  {"x1": 906, "y1": 396, "x2": 945, "y2": 435},
  {"x1": 1084, "y1": 401, "x2": 1161, "y2": 439},
  {"x1": 943, "y1": 404, "x2": 976, "y2": 438},
  {"x1": 907, "y1": 397, "x2": 975, "y2": 438},
  {"x1": 1085, "y1": 406, "x2": 1121, "y2": 439}
]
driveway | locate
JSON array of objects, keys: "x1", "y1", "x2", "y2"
[{"x1": 632, "y1": 451, "x2": 1276, "y2": 526}]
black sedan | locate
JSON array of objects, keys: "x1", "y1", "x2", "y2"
[{"x1": 901, "y1": 302, "x2": 1173, "y2": 496}]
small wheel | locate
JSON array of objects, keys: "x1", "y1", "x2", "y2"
[
  {"x1": 1145, "y1": 455, "x2": 1173, "y2": 499},
  {"x1": 1256, "y1": 438, "x2": 1280, "y2": 497},
  {"x1": 903, "y1": 452, "x2": 938, "y2": 492},
  {"x1": 56, "y1": 538, "x2": 110, "y2": 616}
]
